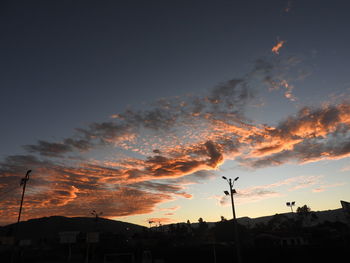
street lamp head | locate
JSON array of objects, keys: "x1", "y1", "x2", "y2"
[
  {"x1": 291, "y1": 201, "x2": 295, "y2": 206},
  {"x1": 26, "y1": 170, "x2": 32, "y2": 176},
  {"x1": 232, "y1": 189, "x2": 237, "y2": 194},
  {"x1": 234, "y1": 177, "x2": 239, "y2": 181},
  {"x1": 222, "y1": 176, "x2": 227, "y2": 180},
  {"x1": 224, "y1": 191, "x2": 230, "y2": 196},
  {"x1": 286, "y1": 202, "x2": 290, "y2": 206}
]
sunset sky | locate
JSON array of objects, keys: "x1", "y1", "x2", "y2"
[{"x1": 1, "y1": 0, "x2": 350, "y2": 226}]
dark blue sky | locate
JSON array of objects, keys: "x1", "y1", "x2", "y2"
[{"x1": 1, "y1": 0, "x2": 350, "y2": 154}]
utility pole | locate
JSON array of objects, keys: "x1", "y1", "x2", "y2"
[{"x1": 222, "y1": 176, "x2": 242, "y2": 263}]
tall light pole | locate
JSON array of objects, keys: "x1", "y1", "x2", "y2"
[
  {"x1": 91, "y1": 210, "x2": 103, "y2": 223},
  {"x1": 15, "y1": 170, "x2": 31, "y2": 238},
  {"x1": 12, "y1": 170, "x2": 31, "y2": 263},
  {"x1": 222, "y1": 176, "x2": 242, "y2": 263},
  {"x1": 286, "y1": 201, "x2": 296, "y2": 213}
]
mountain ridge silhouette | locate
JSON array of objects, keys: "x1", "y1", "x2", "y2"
[{"x1": 0, "y1": 216, "x2": 145, "y2": 240}]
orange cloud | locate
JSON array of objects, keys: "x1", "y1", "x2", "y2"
[
  {"x1": 164, "y1": 212, "x2": 174, "y2": 216},
  {"x1": 241, "y1": 103, "x2": 350, "y2": 167},
  {"x1": 312, "y1": 182, "x2": 346, "y2": 193},
  {"x1": 250, "y1": 137, "x2": 303, "y2": 157},
  {"x1": 0, "y1": 182, "x2": 174, "y2": 225},
  {"x1": 281, "y1": 79, "x2": 297, "y2": 101},
  {"x1": 272, "y1": 40, "x2": 286, "y2": 55}
]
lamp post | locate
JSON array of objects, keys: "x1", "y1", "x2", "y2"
[
  {"x1": 87, "y1": 210, "x2": 103, "y2": 263},
  {"x1": 12, "y1": 170, "x2": 31, "y2": 263},
  {"x1": 222, "y1": 176, "x2": 242, "y2": 263},
  {"x1": 91, "y1": 210, "x2": 103, "y2": 223},
  {"x1": 15, "y1": 170, "x2": 31, "y2": 238},
  {"x1": 286, "y1": 201, "x2": 296, "y2": 213}
]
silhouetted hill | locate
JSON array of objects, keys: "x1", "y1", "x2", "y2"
[
  {"x1": 236, "y1": 208, "x2": 348, "y2": 227},
  {"x1": 0, "y1": 216, "x2": 145, "y2": 240},
  {"x1": 167, "y1": 208, "x2": 349, "y2": 229}
]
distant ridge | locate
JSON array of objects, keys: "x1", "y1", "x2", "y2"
[
  {"x1": 170, "y1": 208, "x2": 349, "y2": 229},
  {"x1": 236, "y1": 208, "x2": 349, "y2": 227},
  {"x1": 0, "y1": 216, "x2": 145, "y2": 240}
]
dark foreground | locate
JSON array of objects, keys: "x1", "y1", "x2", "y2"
[
  {"x1": 1, "y1": 243, "x2": 349, "y2": 263},
  {"x1": 1, "y1": 213, "x2": 349, "y2": 263}
]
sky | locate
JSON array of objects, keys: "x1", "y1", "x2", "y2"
[{"x1": 1, "y1": 0, "x2": 350, "y2": 226}]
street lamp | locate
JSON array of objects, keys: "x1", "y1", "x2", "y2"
[
  {"x1": 91, "y1": 210, "x2": 103, "y2": 222},
  {"x1": 15, "y1": 170, "x2": 32, "y2": 238},
  {"x1": 286, "y1": 201, "x2": 296, "y2": 213},
  {"x1": 222, "y1": 176, "x2": 242, "y2": 263}
]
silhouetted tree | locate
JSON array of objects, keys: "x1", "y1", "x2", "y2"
[
  {"x1": 296, "y1": 205, "x2": 311, "y2": 215},
  {"x1": 297, "y1": 205, "x2": 312, "y2": 226},
  {"x1": 197, "y1": 217, "x2": 208, "y2": 234}
]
